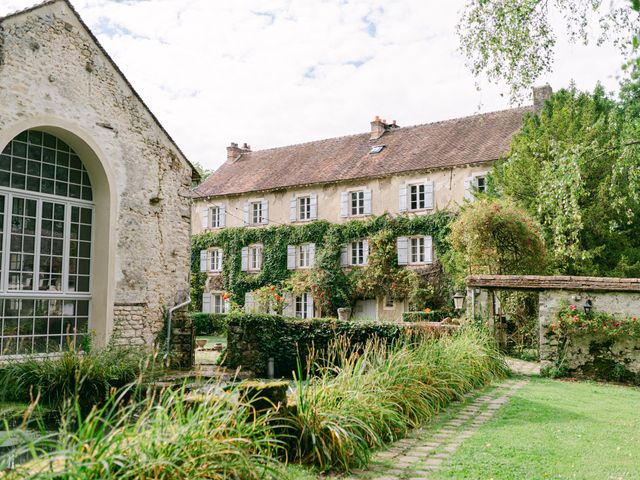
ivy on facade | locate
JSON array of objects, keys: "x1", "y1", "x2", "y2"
[{"x1": 191, "y1": 212, "x2": 454, "y2": 315}]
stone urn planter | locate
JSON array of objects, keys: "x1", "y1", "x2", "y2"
[
  {"x1": 195, "y1": 339, "x2": 207, "y2": 349},
  {"x1": 337, "y1": 308, "x2": 352, "y2": 321}
]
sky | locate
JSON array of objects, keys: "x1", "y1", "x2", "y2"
[{"x1": 0, "y1": 0, "x2": 630, "y2": 170}]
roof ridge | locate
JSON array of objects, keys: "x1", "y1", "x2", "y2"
[
  {"x1": 0, "y1": 0, "x2": 59, "y2": 22},
  {"x1": 244, "y1": 105, "x2": 533, "y2": 155}
]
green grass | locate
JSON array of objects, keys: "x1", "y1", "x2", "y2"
[
  {"x1": 433, "y1": 378, "x2": 640, "y2": 480},
  {"x1": 195, "y1": 335, "x2": 226, "y2": 365}
]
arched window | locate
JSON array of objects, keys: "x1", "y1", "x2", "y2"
[{"x1": 0, "y1": 130, "x2": 93, "y2": 356}]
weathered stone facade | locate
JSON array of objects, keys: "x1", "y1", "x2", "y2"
[
  {"x1": 539, "y1": 290, "x2": 640, "y2": 379},
  {"x1": 0, "y1": 0, "x2": 194, "y2": 356}
]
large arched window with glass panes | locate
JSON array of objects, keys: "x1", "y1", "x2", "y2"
[{"x1": 0, "y1": 130, "x2": 93, "y2": 356}]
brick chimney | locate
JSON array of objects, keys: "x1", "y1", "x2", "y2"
[
  {"x1": 533, "y1": 84, "x2": 553, "y2": 113},
  {"x1": 370, "y1": 116, "x2": 398, "y2": 140},
  {"x1": 227, "y1": 142, "x2": 251, "y2": 162}
]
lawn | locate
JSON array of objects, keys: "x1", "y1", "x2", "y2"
[{"x1": 433, "y1": 378, "x2": 640, "y2": 480}]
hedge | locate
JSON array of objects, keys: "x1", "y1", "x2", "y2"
[
  {"x1": 225, "y1": 313, "x2": 449, "y2": 377},
  {"x1": 402, "y1": 309, "x2": 452, "y2": 323},
  {"x1": 190, "y1": 313, "x2": 228, "y2": 336}
]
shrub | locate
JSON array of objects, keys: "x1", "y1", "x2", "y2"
[
  {"x1": 402, "y1": 309, "x2": 452, "y2": 322},
  {"x1": 190, "y1": 312, "x2": 229, "y2": 336},
  {"x1": 0, "y1": 347, "x2": 152, "y2": 411}
]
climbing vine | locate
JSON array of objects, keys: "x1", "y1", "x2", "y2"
[{"x1": 191, "y1": 212, "x2": 454, "y2": 315}]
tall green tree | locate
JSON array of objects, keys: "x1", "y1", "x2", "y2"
[
  {"x1": 457, "y1": 0, "x2": 640, "y2": 101},
  {"x1": 491, "y1": 81, "x2": 640, "y2": 276}
]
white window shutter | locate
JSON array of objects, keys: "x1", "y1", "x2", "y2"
[
  {"x1": 201, "y1": 207, "x2": 209, "y2": 229},
  {"x1": 464, "y1": 177, "x2": 474, "y2": 201},
  {"x1": 306, "y1": 294, "x2": 314, "y2": 318},
  {"x1": 244, "y1": 292, "x2": 254, "y2": 313},
  {"x1": 287, "y1": 245, "x2": 296, "y2": 270},
  {"x1": 340, "y1": 192, "x2": 349, "y2": 217},
  {"x1": 309, "y1": 243, "x2": 316, "y2": 266},
  {"x1": 290, "y1": 196, "x2": 297, "y2": 221},
  {"x1": 217, "y1": 249, "x2": 224, "y2": 271},
  {"x1": 340, "y1": 245, "x2": 349, "y2": 266},
  {"x1": 310, "y1": 193, "x2": 318, "y2": 219},
  {"x1": 283, "y1": 292, "x2": 295, "y2": 317},
  {"x1": 425, "y1": 236, "x2": 433, "y2": 263},
  {"x1": 397, "y1": 237, "x2": 409, "y2": 265},
  {"x1": 424, "y1": 181, "x2": 434, "y2": 209},
  {"x1": 363, "y1": 189, "x2": 372, "y2": 215},
  {"x1": 363, "y1": 239, "x2": 369, "y2": 265},
  {"x1": 202, "y1": 292, "x2": 212, "y2": 313},
  {"x1": 219, "y1": 205, "x2": 226, "y2": 228},
  {"x1": 399, "y1": 183, "x2": 407, "y2": 212},
  {"x1": 261, "y1": 199, "x2": 269, "y2": 225},
  {"x1": 241, "y1": 247, "x2": 249, "y2": 271},
  {"x1": 200, "y1": 250, "x2": 208, "y2": 272},
  {"x1": 243, "y1": 202, "x2": 250, "y2": 225},
  {"x1": 224, "y1": 297, "x2": 231, "y2": 313}
]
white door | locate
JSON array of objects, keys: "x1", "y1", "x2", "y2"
[{"x1": 353, "y1": 299, "x2": 377, "y2": 321}]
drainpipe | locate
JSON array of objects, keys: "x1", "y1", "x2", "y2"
[{"x1": 164, "y1": 298, "x2": 191, "y2": 360}]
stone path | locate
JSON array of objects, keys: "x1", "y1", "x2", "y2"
[
  {"x1": 506, "y1": 357, "x2": 541, "y2": 376},
  {"x1": 345, "y1": 379, "x2": 528, "y2": 480}
]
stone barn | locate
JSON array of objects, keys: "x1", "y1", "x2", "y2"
[{"x1": 0, "y1": 0, "x2": 196, "y2": 357}]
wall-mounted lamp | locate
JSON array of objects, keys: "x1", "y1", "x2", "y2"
[
  {"x1": 583, "y1": 299, "x2": 593, "y2": 314},
  {"x1": 453, "y1": 292, "x2": 465, "y2": 310}
]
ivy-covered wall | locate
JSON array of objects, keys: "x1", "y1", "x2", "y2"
[{"x1": 191, "y1": 212, "x2": 454, "y2": 316}]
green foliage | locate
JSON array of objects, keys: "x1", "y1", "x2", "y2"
[
  {"x1": 192, "y1": 212, "x2": 454, "y2": 316},
  {"x1": 0, "y1": 347, "x2": 151, "y2": 411},
  {"x1": 548, "y1": 305, "x2": 640, "y2": 340},
  {"x1": 457, "y1": 1, "x2": 639, "y2": 100},
  {"x1": 225, "y1": 313, "x2": 410, "y2": 377},
  {"x1": 446, "y1": 198, "x2": 547, "y2": 286},
  {"x1": 189, "y1": 312, "x2": 228, "y2": 336},
  {"x1": 402, "y1": 309, "x2": 453, "y2": 322},
  {"x1": 286, "y1": 326, "x2": 507, "y2": 471},
  {"x1": 492, "y1": 83, "x2": 640, "y2": 276}
]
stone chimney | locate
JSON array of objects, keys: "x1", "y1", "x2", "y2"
[
  {"x1": 370, "y1": 116, "x2": 398, "y2": 140},
  {"x1": 533, "y1": 84, "x2": 553, "y2": 113},
  {"x1": 227, "y1": 142, "x2": 251, "y2": 162}
]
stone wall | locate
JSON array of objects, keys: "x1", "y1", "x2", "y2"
[
  {"x1": 0, "y1": 1, "x2": 194, "y2": 350},
  {"x1": 539, "y1": 289, "x2": 640, "y2": 381}
]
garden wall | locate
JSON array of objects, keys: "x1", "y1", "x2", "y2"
[
  {"x1": 226, "y1": 314, "x2": 455, "y2": 377},
  {"x1": 539, "y1": 289, "x2": 640, "y2": 381}
]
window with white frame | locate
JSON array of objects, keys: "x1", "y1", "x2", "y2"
[
  {"x1": 213, "y1": 293, "x2": 225, "y2": 313},
  {"x1": 295, "y1": 292, "x2": 313, "y2": 319},
  {"x1": 298, "y1": 196, "x2": 311, "y2": 221},
  {"x1": 210, "y1": 206, "x2": 221, "y2": 228},
  {"x1": 210, "y1": 248, "x2": 222, "y2": 272},
  {"x1": 250, "y1": 201, "x2": 263, "y2": 225},
  {"x1": 410, "y1": 236, "x2": 425, "y2": 264},
  {"x1": 384, "y1": 295, "x2": 395, "y2": 309},
  {"x1": 0, "y1": 130, "x2": 93, "y2": 356},
  {"x1": 298, "y1": 243, "x2": 312, "y2": 268},
  {"x1": 249, "y1": 244, "x2": 263, "y2": 271},
  {"x1": 351, "y1": 240, "x2": 366, "y2": 265},
  {"x1": 476, "y1": 176, "x2": 486, "y2": 193},
  {"x1": 409, "y1": 183, "x2": 426, "y2": 210},
  {"x1": 351, "y1": 190, "x2": 365, "y2": 216}
]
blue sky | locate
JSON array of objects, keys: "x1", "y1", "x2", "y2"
[{"x1": 1, "y1": 0, "x2": 629, "y2": 170}]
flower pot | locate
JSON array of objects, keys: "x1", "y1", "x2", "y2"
[{"x1": 337, "y1": 308, "x2": 352, "y2": 321}]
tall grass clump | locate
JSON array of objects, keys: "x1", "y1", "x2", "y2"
[
  {"x1": 4, "y1": 383, "x2": 285, "y2": 480},
  {"x1": 0, "y1": 347, "x2": 152, "y2": 411},
  {"x1": 286, "y1": 325, "x2": 507, "y2": 471}
]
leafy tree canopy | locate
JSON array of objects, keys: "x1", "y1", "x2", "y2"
[
  {"x1": 457, "y1": 0, "x2": 640, "y2": 101},
  {"x1": 490, "y1": 79, "x2": 640, "y2": 276}
]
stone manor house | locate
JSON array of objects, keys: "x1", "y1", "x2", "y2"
[
  {"x1": 0, "y1": 0, "x2": 196, "y2": 358},
  {"x1": 192, "y1": 86, "x2": 552, "y2": 321}
]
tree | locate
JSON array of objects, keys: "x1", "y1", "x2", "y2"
[
  {"x1": 447, "y1": 198, "x2": 547, "y2": 281},
  {"x1": 490, "y1": 82, "x2": 640, "y2": 276},
  {"x1": 457, "y1": 0, "x2": 640, "y2": 101},
  {"x1": 191, "y1": 161, "x2": 213, "y2": 187}
]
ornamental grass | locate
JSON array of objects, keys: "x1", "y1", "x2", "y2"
[{"x1": 286, "y1": 325, "x2": 507, "y2": 471}]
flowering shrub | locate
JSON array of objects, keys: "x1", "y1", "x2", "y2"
[{"x1": 547, "y1": 305, "x2": 640, "y2": 340}]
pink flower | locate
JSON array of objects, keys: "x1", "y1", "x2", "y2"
[{"x1": 569, "y1": 305, "x2": 577, "y2": 311}]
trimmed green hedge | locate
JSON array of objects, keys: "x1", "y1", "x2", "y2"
[
  {"x1": 190, "y1": 313, "x2": 228, "y2": 336},
  {"x1": 402, "y1": 309, "x2": 452, "y2": 323},
  {"x1": 226, "y1": 313, "x2": 439, "y2": 377}
]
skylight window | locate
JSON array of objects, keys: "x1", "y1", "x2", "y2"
[{"x1": 369, "y1": 145, "x2": 385, "y2": 154}]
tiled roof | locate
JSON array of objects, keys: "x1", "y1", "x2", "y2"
[{"x1": 193, "y1": 106, "x2": 533, "y2": 198}]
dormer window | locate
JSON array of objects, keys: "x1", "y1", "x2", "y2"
[{"x1": 369, "y1": 145, "x2": 385, "y2": 154}]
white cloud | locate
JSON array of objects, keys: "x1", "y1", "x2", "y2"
[{"x1": 0, "y1": 0, "x2": 628, "y2": 170}]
